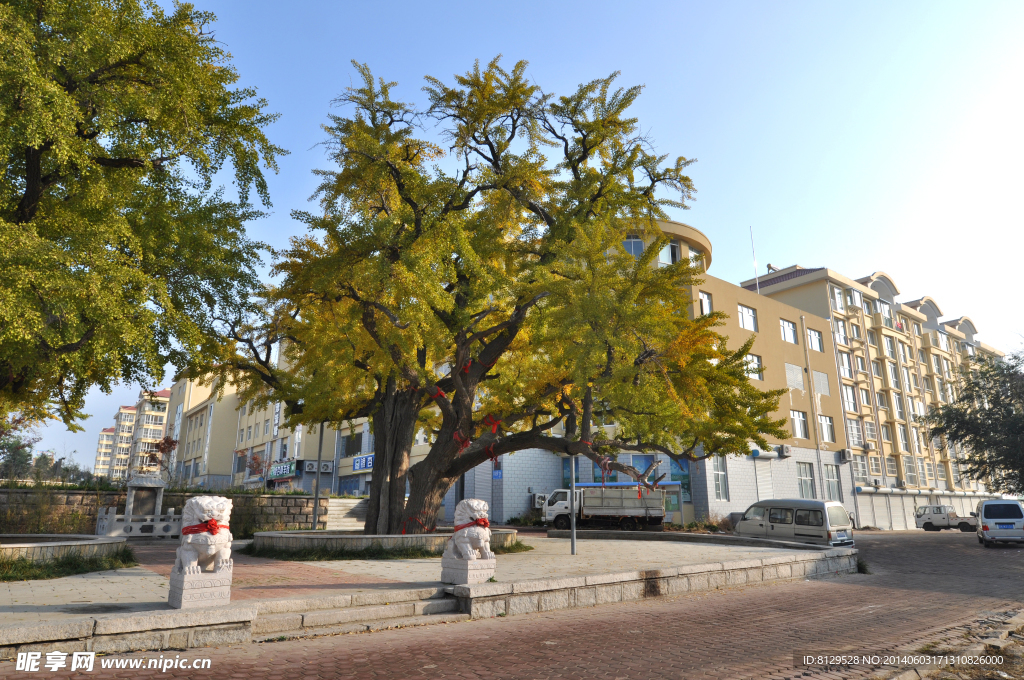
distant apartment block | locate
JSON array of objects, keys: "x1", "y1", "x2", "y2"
[{"x1": 92, "y1": 427, "x2": 116, "y2": 477}]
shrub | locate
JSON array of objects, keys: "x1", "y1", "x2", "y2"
[{"x1": 0, "y1": 545, "x2": 137, "y2": 582}]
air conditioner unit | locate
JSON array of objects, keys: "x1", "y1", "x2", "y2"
[
  {"x1": 839, "y1": 448, "x2": 853, "y2": 463},
  {"x1": 776, "y1": 444, "x2": 792, "y2": 458},
  {"x1": 897, "y1": 480, "x2": 907, "y2": 488},
  {"x1": 303, "y1": 461, "x2": 317, "y2": 473},
  {"x1": 320, "y1": 462, "x2": 333, "y2": 474},
  {"x1": 866, "y1": 442, "x2": 876, "y2": 451},
  {"x1": 532, "y1": 493, "x2": 548, "y2": 509},
  {"x1": 872, "y1": 479, "x2": 881, "y2": 487}
]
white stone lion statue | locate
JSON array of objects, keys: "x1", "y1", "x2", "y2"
[
  {"x1": 173, "y1": 495, "x2": 233, "y2": 575},
  {"x1": 444, "y1": 498, "x2": 494, "y2": 560}
]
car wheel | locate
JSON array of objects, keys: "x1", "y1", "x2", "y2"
[
  {"x1": 553, "y1": 515, "x2": 571, "y2": 531},
  {"x1": 958, "y1": 523, "x2": 974, "y2": 533},
  {"x1": 923, "y1": 522, "x2": 935, "y2": 532},
  {"x1": 620, "y1": 517, "x2": 638, "y2": 532},
  {"x1": 983, "y1": 540, "x2": 993, "y2": 548}
]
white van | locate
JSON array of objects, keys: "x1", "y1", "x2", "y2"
[
  {"x1": 733, "y1": 499, "x2": 855, "y2": 547},
  {"x1": 974, "y1": 499, "x2": 1024, "y2": 547}
]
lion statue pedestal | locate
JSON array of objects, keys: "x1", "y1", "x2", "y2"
[
  {"x1": 168, "y1": 496, "x2": 234, "y2": 609},
  {"x1": 441, "y1": 498, "x2": 496, "y2": 585}
]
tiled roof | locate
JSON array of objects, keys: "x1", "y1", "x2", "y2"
[
  {"x1": 152, "y1": 389, "x2": 172, "y2": 398},
  {"x1": 742, "y1": 267, "x2": 823, "y2": 291}
]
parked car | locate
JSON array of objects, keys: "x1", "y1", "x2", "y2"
[
  {"x1": 733, "y1": 499, "x2": 854, "y2": 547},
  {"x1": 974, "y1": 499, "x2": 1024, "y2": 548},
  {"x1": 915, "y1": 505, "x2": 977, "y2": 532}
]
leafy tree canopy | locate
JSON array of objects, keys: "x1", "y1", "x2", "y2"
[
  {"x1": 222, "y1": 58, "x2": 785, "y2": 533},
  {"x1": 926, "y1": 353, "x2": 1024, "y2": 494},
  {"x1": 0, "y1": 0, "x2": 285, "y2": 427}
]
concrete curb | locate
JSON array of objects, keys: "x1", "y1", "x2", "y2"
[{"x1": 546, "y1": 528, "x2": 853, "y2": 551}]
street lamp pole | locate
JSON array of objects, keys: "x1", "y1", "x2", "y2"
[{"x1": 569, "y1": 453, "x2": 577, "y2": 555}]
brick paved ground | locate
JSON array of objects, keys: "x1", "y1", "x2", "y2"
[{"x1": 7, "y1": 531, "x2": 1024, "y2": 679}]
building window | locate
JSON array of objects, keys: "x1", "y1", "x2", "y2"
[
  {"x1": 238, "y1": 428, "x2": 244, "y2": 443},
  {"x1": 894, "y1": 394, "x2": 905, "y2": 420},
  {"x1": 833, "y1": 319, "x2": 848, "y2": 345},
  {"x1": 851, "y1": 456, "x2": 868, "y2": 483},
  {"x1": 247, "y1": 426, "x2": 252, "y2": 441},
  {"x1": 807, "y1": 329, "x2": 824, "y2": 352},
  {"x1": 780, "y1": 319, "x2": 799, "y2": 344},
  {"x1": 738, "y1": 305, "x2": 758, "y2": 332},
  {"x1": 872, "y1": 360, "x2": 882, "y2": 377},
  {"x1": 881, "y1": 424, "x2": 892, "y2": 442},
  {"x1": 265, "y1": 419, "x2": 270, "y2": 435},
  {"x1": 932, "y1": 355, "x2": 942, "y2": 374},
  {"x1": 885, "y1": 456, "x2": 898, "y2": 476},
  {"x1": 917, "y1": 458, "x2": 928, "y2": 485},
  {"x1": 830, "y1": 286, "x2": 845, "y2": 312},
  {"x1": 824, "y1": 465, "x2": 842, "y2": 501},
  {"x1": 864, "y1": 420, "x2": 877, "y2": 441},
  {"x1": 912, "y1": 426, "x2": 922, "y2": 453},
  {"x1": 936, "y1": 463, "x2": 947, "y2": 481},
  {"x1": 859, "y1": 388, "x2": 871, "y2": 407},
  {"x1": 797, "y1": 462, "x2": 815, "y2": 499},
  {"x1": 746, "y1": 354, "x2": 763, "y2": 380},
  {"x1": 622, "y1": 236, "x2": 644, "y2": 258},
  {"x1": 841, "y1": 385, "x2": 857, "y2": 412},
  {"x1": 791, "y1": 410, "x2": 809, "y2": 439},
  {"x1": 851, "y1": 323, "x2": 861, "y2": 340},
  {"x1": 950, "y1": 459, "x2": 960, "y2": 484},
  {"x1": 898, "y1": 425, "x2": 910, "y2": 452},
  {"x1": 884, "y1": 336, "x2": 896, "y2": 359},
  {"x1": 902, "y1": 367, "x2": 912, "y2": 391},
  {"x1": 856, "y1": 356, "x2": 867, "y2": 373},
  {"x1": 819, "y1": 415, "x2": 835, "y2": 443},
  {"x1": 839, "y1": 352, "x2": 853, "y2": 378},
  {"x1": 888, "y1": 362, "x2": 901, "y2": 389},
  {"x1": 869, "y1": 457, "x2": 882, "y2": 475},
  {"x1": 846, "y1": 289, "x2": 862, "y2": 308},
  {"x1": 712, "y1": 456, "x2": 729, "y2": 501},
  {"x1": 899, "y1": 342, "x2": 909, "y2": 364},
  {"x1": 942, "y1": 358, "x2": 952, "y2": 379},
  {"x1": 918, "y1": 349, "x2": 926, "y2": 363},
  {"x1": 924, "y1": 376, "x2": 933, "y2": 392},
  {"x1": 938, "y1": 332, "x2": 949, "y2": 351},
  {"x1": 913, "y1": 322, "x2": 922, "y2": 336},
  {"x1": 658, "y1": 241, "x2": 681, "y2": 267},
  {"x1": 868, "y1": 330, "x2": 877, "y2": 347},
  {"x1": 846, "y1": 418, "x2": 863, "y2": 446},
  {"x1": 698, "y1": 291, "x2": 713, "y2": 316},
  {"x1": 925, "y1": 460, "x2": 934, "y2": 480},
  {"x1": 902, "y1": 456, "x2": 918, "y2": 485},
  {"x1": 937, "y1": 378, "x2": 946, "y2": 402},
  {"x1": 877, "y1": 392, "x2": 888, "y2": 410},
  {"x1": 911, "y1": 372, "x2": 919, "y2": 389}
]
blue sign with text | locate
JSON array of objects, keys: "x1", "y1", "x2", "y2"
[{"x1": 353, "y1": 454, "x2": 374, "y2": 471}]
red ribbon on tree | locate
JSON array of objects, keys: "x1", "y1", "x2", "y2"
[
  {"x1": 181, "y1": 519, "x2": 229, "y2": 536},
  {"x1": 428, "y1": 386, "x2": 446, "y2": 400},
  {"x1": 401, "y1": 513, "x2": 434, "y2": 535},
  {"x1": 485, "y1": 443, "x2": 499, "y2": 464},
  {"x1": 453, "y1": 517, "x2": 490, "y2": 533},
  {"x1": 461, "y1": 360, "x2": 472, "y2": 374},
  {"x1": 482, "y1": 415, "x2": 501, "y2": 434},
  {"x1": 454, "y1": 431, "x2": 471, "y2": 453}
]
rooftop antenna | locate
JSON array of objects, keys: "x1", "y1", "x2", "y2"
[{"x1": 749, "y1": 226, "x2": 760, "y2": 294}]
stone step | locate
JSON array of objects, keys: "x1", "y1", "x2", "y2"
[
  {"x1": 325, "y1": 498, "x2": 367, "y2": 531},
  {"x1": 253, "y1": 599, "x2": 463, "y2": 638}
]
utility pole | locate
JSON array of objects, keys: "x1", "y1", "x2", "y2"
[
  {"x1": 569, "y1": 453, "x2": 577, "y2": 555},
  {"x1": 311, "y1": 422, "x2": 325, "y2": 531}
]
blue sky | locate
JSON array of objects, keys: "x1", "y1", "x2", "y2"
[{"x1": 37, "y1": 0, "x2": 1024, "y2": 466}]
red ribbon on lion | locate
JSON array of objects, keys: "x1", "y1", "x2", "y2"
[
  {"x1": 452, "y1": 517, "x2": 490, "y2": 533},
  {"x1": 181, "y1": 518, "x2": 229, "y2": 535}
]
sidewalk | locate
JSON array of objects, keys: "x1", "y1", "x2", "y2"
[{"x1": 1, "y1": 536, "x2": 789, "y2": 624}]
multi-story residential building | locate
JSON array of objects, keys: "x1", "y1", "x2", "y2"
[
  {"x1": 93, "y1": 427, "x2": 116, "y2": 477},
  {"x1": 108, "y1": 405, "x2": 137, "y2": 481},
  {"x1": 740, "y1": 265, "x2": 1004, "y2": 529},
  {"x1": 127, "y1": 389, "x2": 171, "y2": 474},
  {"x1": 166, "y1": 377, "x2": 243, "y2": 489}
]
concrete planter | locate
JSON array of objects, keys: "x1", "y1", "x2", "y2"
[
  {"x1": 252, "y1": 528, "x2": 518, "y2": 553},
  {"x1": 0, "y1": 535, "x2": 127, "y2": 563}
]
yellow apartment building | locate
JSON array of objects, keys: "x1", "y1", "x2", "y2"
[{"x1": 740, "y1": 265, "x2": 1004, "y2": 529}]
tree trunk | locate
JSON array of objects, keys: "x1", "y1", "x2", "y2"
[{"x1": 363, "y1": 377, "x2": 419, "y2": 534}]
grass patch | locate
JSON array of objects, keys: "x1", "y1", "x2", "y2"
[
  {"x1": 492, "y1": 540, "x2": 534, "y2": 555},
  {"x1": 856, "y1": 558, "x2": 871, "y2": 574},
  {"x1": 0, "y1": 545, "x2": 137, "y2": 582},
  {"x1": 240, "y1": 538, "x2": 535, "y2": 561}
]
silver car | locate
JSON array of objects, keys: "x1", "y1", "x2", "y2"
[
  {"x1": 734, "y1": 499, "x2": 855, "y2": 547},
  {"x1": 975, "y1": 499, "x2": 1024, "y2": 547}
]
